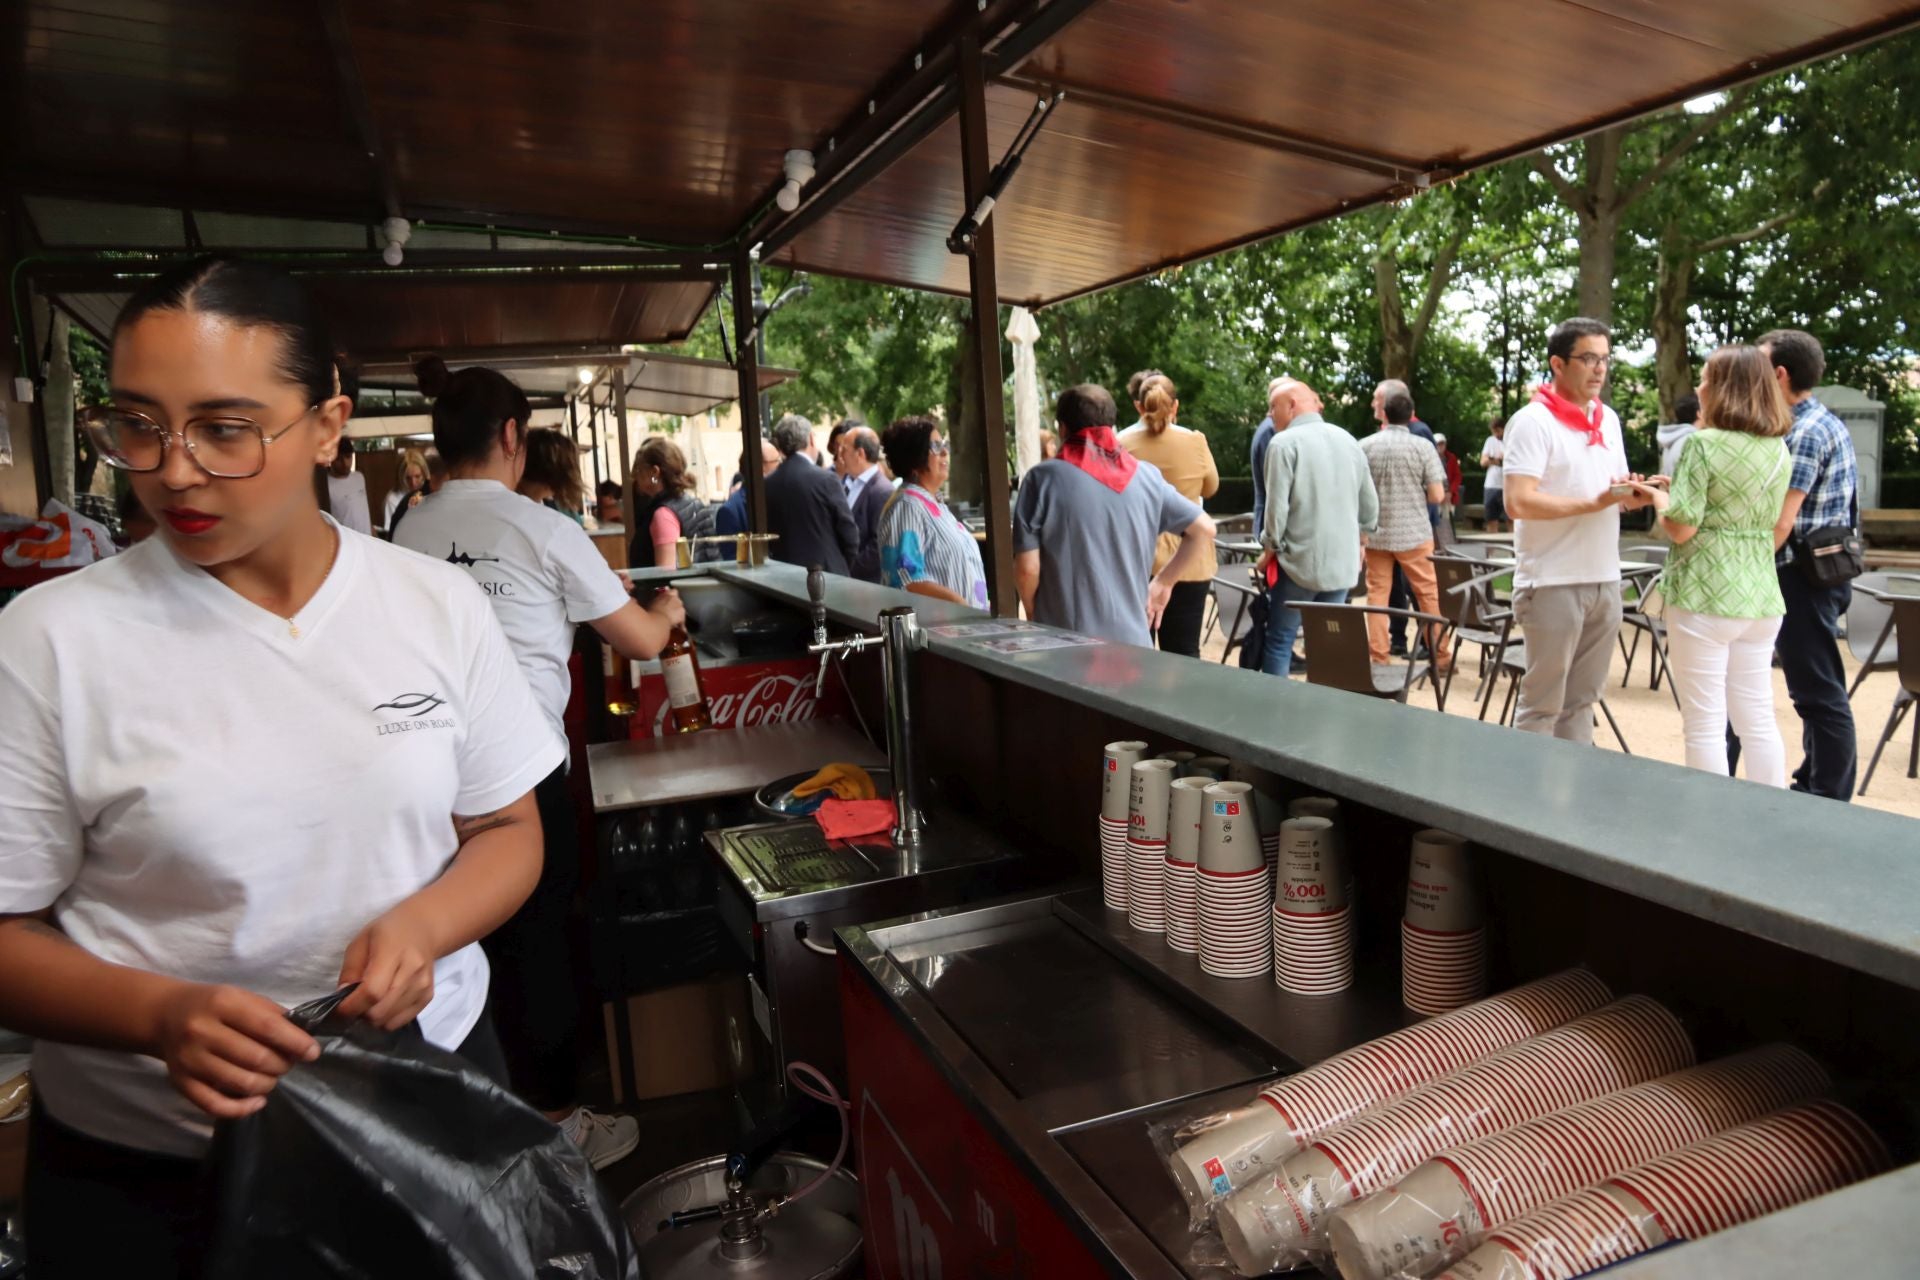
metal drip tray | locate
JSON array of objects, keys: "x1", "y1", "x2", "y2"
[{"x1": 723, "y1": 824, "x2": 879, "y2": 893}]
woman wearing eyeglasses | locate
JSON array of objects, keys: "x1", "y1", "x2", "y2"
[
  {"x1": 0, "y1": 257, "x2": 559, "y2": 1277},
  {"x1": 876, "y1": 417, "x2": 989, "y2": 608}
]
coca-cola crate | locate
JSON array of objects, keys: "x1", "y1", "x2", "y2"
[{"x1": 630, "y1": 656, "x2": 848, "y2": 740}]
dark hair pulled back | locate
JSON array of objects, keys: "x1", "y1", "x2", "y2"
[
  {"x1": 431, "y1": 366, "x2": 533, "y2": 467},
  {"x1": 114, "y1": 256, "x2": 335, "y2": 405}
]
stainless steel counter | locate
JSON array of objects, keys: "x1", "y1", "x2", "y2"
[
  {"x1": 841, "y1": 890, "x2": 1920, "y2": 1280},
  {"x1": 586, "y1": 717, "x2": 883, "y2": 814}
]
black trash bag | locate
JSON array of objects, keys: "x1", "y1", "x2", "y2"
[
  {"x1": 205, "y1": 987, "x2": 641, "y2": 1280},
  {"x1": 1237, "y1": 587, "x2": 1271, "y2": 671}
]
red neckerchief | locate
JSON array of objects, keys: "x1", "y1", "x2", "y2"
[
  {"x1": 1058, "y1": 425, "x2": 1138, "y2": 493},
  {"x1": 1532, "y1": 383, "x2": 1606, "y2": 447}
]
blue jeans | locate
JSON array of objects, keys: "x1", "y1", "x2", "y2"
[{"x1": 1262, "y1": 572, "x2": 1349, "y2": 676}]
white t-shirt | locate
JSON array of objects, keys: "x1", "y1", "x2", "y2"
[
  {"x1": 1480, "y1": 435, "x2": 1506, "y2": 490},
  {"x1": 393, "y1": 479, "x2": 632, "y2": 741},
  {"x1": 1501, "y1": 399, "x2": 1628, "y2": 589},
  {"x1": 0, "y1": 521, "x2": 562, "y2": 1156},
  {"x1": 326, "y1": 470, "x2": 372, "y2": 536}
]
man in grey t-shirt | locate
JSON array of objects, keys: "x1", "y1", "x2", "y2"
[{"x1": 1013, "y1": 384, "x2": 1216, "y2": 647}]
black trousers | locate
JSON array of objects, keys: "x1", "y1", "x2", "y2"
[
  {"x1": 1728, "y1": 568, "x2": 1856, "y2": 799},
  {"x1": 1156, "y1": 579, "x2": 1211, "y2": 658},
  {"x1": 25, "y1": 1015, "x2": 506, "y2": 1279},
  {"x1": 480, "y1": 763, "x2": 583, "y2": 1112}
]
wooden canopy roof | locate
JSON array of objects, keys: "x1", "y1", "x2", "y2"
[{"x1": 11, "y1": 0, "x2": 1920, "y2": 309}]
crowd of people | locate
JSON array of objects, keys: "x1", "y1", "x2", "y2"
[{"x1": 1245, "y1": 317, "x2": 1862, "y2": 801}]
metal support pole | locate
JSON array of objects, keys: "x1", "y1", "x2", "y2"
[
  {"x1": 957, "y1": 34, "x2": 1017, "y2": 616},
  {"x1": 613, "y1": 369, "x2": 634, "y2": 556},
  {"x1": 732, "y1": 249, "x2": 768, "y2": 535}
]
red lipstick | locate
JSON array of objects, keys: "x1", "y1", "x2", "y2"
[{"x1": 162, "y1": 507, "x2": 221, "y2": 535}]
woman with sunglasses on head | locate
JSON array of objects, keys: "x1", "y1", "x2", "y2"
[
  {"x1": 396, "y1": 364, "x2": 685, "y2": 1171},
  {"x1": 0, "y1": 257, "x2": 560, "y2": 1277}
]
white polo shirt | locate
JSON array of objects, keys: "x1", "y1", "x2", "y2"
[
  {"x1": 0, "y1": 521, "x2": 562, "y2": 1155},
  {"x1": 394, "y1": 480, "x2": 633, "y2": 741},
  {"x1": 1501, "y1": 399, "x2": 1628, "y2": 589}
]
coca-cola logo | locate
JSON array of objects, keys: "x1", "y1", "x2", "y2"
[{"x1": 650, "y1": 672, "x2": 821, "y2": 735}]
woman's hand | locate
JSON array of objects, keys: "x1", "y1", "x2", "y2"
[
  {"x1": 335, "y1": 903, "x2": 439, "y2": 1030},
  {"x1": 1146, "y1": 577, "x2": 1174, "y2": 628},
  {"x1": 150, "y1": 981, "x2": 320, "y2": 1119}
]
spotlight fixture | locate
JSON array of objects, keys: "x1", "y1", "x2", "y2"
[
  {"x1": 775, "y1": 149, "x2": 816, "y2": 213},
  {"x1": 379, "y1": 216, "x2": 412, "y2": 267},
  {"x1": 577, "y1": 367, "x2": 595, "y2": 385}
]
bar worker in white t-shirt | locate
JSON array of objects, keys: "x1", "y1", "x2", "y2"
[
  {"x1": 395, "y1": 360, "x2": 685, "y2": 1170},
  {"x1": 0, "y1": 259, "x2": 561, "y2": 1277}
]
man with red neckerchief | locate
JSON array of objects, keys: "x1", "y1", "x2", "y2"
[{"x1": 1501, "y1": 318, "x2": 1652, "y2": 743}]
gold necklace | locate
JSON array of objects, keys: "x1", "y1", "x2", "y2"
[{"x1": 281, "y1": 524, "x2": 341, "y2": 640}]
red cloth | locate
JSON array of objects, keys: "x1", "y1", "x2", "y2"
[
  {"x1": 1532, "y1": 384, "x2": 1607, "y2": 447},
  {"x1": 814, "y1": 798, "x2": 896, "y2": 841},
  {"x1": 1442, "y1": 449, "x2": 1463, "y2": 505},
  {"x1": 1058, "y1": 425, "x2": 1138, "y2": 493}
]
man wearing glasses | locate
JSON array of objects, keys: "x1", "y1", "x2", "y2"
[{"x1": 1501, "y1": 318, "x2": 1650, "y2": 743}]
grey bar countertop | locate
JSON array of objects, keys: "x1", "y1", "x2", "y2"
[{"x1": 707, "y1": 563, "x2": 1920, "y2": 992}]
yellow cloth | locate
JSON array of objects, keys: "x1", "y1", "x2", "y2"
[{"x1": 791, "y1": 762, "x2": 878, "y2": 801}]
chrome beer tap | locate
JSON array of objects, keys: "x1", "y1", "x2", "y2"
[{"x1": 804, "y1": 566, "x2": 929, "y2": 848}]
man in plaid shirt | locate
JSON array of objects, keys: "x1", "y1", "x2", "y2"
[{"x1": 1728, "y1": 329, "x2": 1860, "y2": 799}]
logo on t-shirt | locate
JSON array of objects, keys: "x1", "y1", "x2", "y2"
[
  {"x1": 445, "y1": 543, "x2": 500, "y2": 568},
  {"x1": 372, "y1": 691, "x2": 455, "y2": 736}
]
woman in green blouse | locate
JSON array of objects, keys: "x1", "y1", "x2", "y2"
[{"x1": 1638, "y1": 345, "x2": 1792, "y2": 785}]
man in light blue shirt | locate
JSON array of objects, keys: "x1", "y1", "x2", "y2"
[{"x1": 1257, "y1": 378, "x2": 1378, "y2": 676}]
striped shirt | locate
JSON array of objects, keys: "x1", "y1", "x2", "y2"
[{"x1": 879, "y1": 483, "x2": 989, "y2": 609}]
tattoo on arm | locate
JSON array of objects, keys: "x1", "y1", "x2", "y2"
[{"x1": 452, "y1": 809, "x2": 516, "y2": 845}]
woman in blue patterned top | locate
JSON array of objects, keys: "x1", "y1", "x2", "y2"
[{"x1": 877, "y1": 416, "x2": 989, "y2": 609}]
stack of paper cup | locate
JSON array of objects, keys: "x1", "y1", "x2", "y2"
[
  {"x1": 1217, "y1": 996, "x2": 1693, "y2": 1275},
  {"x1": 1165, "y1": 970, "x2": 1611, "y2": 1217},
  {"x1": 1157, "y1": 749, "x2": 1197, "y2": 770},
  {"x1": 1100, "y1": 740, "x2": 1149, "y2": 911},
  {"x1": 1226, "y1": 761, "x2": 1285, "y2": 877},
  {"x1": 1326, "y1": 1044, "x2": 1830, "y2": 1280},
  {"x1": 1403, "y1": 830, "x2": 1485, "y2": 1014},
  {"x1": 1164, "y1": 778, "x2": 1209, "y2": 953},
  {"x1": 1273, "y1": 817, "x2": 1354, "y2": 995},
  {"x1": 1198, "y1": 782, "x2": 1270, "y2": 978},
  {"x1": 1435, "y1": 1099, "x2": 1890, "y2": 1280},
  {"x1": 1288, "y1": 796, "x2": 1354, "y2": 899},
  {"x1": 1127, "y1": 759, "x2": 1179, "y2": 934},
  {"x1": 1184, "y1": 755, "x2": 1232, "y2": 781}
]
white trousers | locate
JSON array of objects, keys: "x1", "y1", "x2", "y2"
[{"x1": 1664, "y1": 607, "x2": 1787, "y2": 787}]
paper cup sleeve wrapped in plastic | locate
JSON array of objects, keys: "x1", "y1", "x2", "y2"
[{"x1": 1324, "y1": 1043, "x2": 1829, "y2": 1280}]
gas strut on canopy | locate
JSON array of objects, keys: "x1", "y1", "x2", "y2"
[{"x1": 946, "y1": 92, "x2": 1065, "y2": 256}]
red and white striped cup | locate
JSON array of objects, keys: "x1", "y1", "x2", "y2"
[
  {"x1": 1127, "y1": 759, "x2": 1179, "y2": 933},
  {"x1": 1200, "y1": 867, "x2": 1272, "y2": 978},
  {"x1": 1326, "y1": 1044, "x2": 1830, "y2": 1280},
  {"x1": 1100, "y1": 740, "x2": 1149, "y2": 910},
  {"x1": 1217, "y1": 996, "x2": 1693, "y2": 1274},
  {"x1": 1165, "y1": 778, "x2": 1210, "y2": 953},
  {"x1": 1403, "y1": 919, "x2": 1489, "y2": 1014},
  {"x1": 1166, "y1": 970, "x2": 1612, "y2": 1217},
  {"x1": 1436, "y1": 1099, "x2": 1890, "y2": 1280},
  {"x1": 1273, "y1": 904, "x2": 1354, "y2": 995}
]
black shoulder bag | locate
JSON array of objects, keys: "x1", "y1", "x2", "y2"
[{"x1": 1797, "y1": 488, "x2": 1865, "y2": 588}]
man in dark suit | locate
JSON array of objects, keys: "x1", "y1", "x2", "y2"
[
  {"x1": 765, "y1": 413, "x2": 860, "y2": 575},
  {"x1": 838, "y1": 425, "x2": 890, "y2": 582}
]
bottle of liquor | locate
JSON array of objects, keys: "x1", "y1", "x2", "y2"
[
  {"x1": 603, "y1": 639, "x2": 636, "y2": 721},
  {"x1": 660, "y1": 622, "x2": 715, "y2": 733}
]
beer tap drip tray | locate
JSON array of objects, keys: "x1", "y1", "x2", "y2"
[{"x1": 724, "y1": 823, "x2": 881, "y2": 893}]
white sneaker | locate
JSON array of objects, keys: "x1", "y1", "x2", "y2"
[{"x1": 561, "y1": 1106, "x2": 640, "y2": 1170}]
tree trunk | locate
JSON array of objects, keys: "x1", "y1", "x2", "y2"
[
  {"x1": 1373, "y1": 255, "x2": 1413, "y2": 383},
  {"x1": 1651, "y1": 246, "x2": 1696, "y2": 422},
  {"x1": 1574, "y1": 215, "x2": 1619, "y2": 325}
]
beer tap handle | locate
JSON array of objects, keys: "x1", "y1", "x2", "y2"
[{"x1": 806, "y1": 565, "x2": 828, "y2": 645}]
